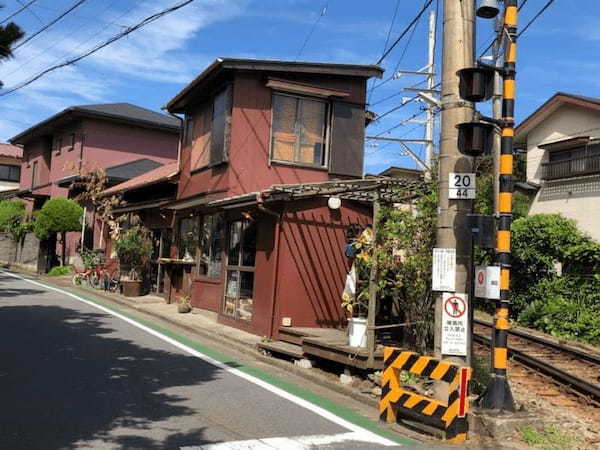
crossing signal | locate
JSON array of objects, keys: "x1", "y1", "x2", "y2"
[
  {"x1": 457, "y1": 122, "x2": 495, "y2": 157},
  {"x1": 457, "y1": 67, "x2": 495, "y2": 102}
]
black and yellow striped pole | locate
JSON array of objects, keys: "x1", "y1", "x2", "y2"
[{"x1": 480, "y1": 0, "x2": 518, "y2": 411}]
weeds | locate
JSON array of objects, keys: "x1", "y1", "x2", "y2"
[{"x1": 519, "y1": 425, "x2": 576, "y2": 450}]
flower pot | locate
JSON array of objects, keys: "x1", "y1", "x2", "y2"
[
  {"x1": 178, "y1": 304, "x2": 191, "y2": 313},
  {"x1": 348, "y1": 317, "x2": 367, "y2": 348},
  {"x1": 121, "y1": 280, "x2": 143, "y2": 297}
]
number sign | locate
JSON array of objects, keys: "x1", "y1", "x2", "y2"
[{"x1": 449, "y1": 173, "x2": 476, "y2": 199}]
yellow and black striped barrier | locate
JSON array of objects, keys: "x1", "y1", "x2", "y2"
[{"x1": 380, "y1": 348, "x2": 471, "y2": 444}]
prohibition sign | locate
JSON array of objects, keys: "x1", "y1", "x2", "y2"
[
  {"x1": 444, "y1": 295, "x2": 466, "y2": 318},
  {"x1": 477, "y1": 271, "x2": 484, "y2": 285}
]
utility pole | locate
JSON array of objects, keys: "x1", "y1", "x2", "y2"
[
  {"x1": 434, "y1": 0, "x2": 475, "y2": 366},
  {"x1": 424, "y1": 10, "x2": 437, "y2": 177}
]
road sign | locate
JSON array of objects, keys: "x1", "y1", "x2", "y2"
[
  {"x1": 432, "y1": 248, "x2": 456, "y2": 292},
  {"x1": 449, "y1": 172, "x2": 476, "y2": 199},
  {"x1": 474, "y1": 266, "x2": 500, "y2": 299},
  {"x1": 441, "y1": 292, "x2": 468, "y2": 356}
]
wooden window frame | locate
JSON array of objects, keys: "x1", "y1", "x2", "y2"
[
  {"x1": 269, "y1": 92, "x2": 331, "y2": 170},
  {"x1": 222, "y1": 219, "x2": 256, "y2": 322},
  {"x1": 197, "y1": 213, "x2": 225, "y2": 280},
  {"x1": 31, "y1": 160, "x2": 38, "y2": 189}
]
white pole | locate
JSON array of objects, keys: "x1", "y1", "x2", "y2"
[
  {"x1": 81, "y1": 206, "x2": 86, "y2": 248},
  {"x1": 424, "y1": 10, "x2": 437, "y2": 179}
]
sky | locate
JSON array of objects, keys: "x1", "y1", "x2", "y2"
[{"x1": 0, "y1": 0, "x2": 597, "y2": 174}]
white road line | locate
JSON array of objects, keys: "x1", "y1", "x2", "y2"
[
  {"x1": 1, "y1": 270, "x2": 399, "y2": 447},
  {"x1": 181, "y1": 431, "x2": 382, "y2": 449}
]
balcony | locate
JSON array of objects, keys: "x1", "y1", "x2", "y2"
[{"x1": 541, "y1": 154, "x2": 600, "y2": 181}]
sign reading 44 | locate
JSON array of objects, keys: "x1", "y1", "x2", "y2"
[{"x1": 449, "y1": 173, "x2": 476, "y2": 199}]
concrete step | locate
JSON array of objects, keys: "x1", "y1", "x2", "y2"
[{"x1": 258, "y1": 340, "x2": 305, "y2": 359}]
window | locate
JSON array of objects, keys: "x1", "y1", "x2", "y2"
[
  {"x1": 544, "y1": 144, "x2": 600, "y2": 180},
  {"x1": 223, "y1": 220, "x2": 257, "y2": 321},
  {"x1": 198, "y1": 213, "x2": 225, "y2": 278},
  {"x1": 31, "y1": 161, "x2": 38, "y2": 188},
  {"x1": 178, "y1": 216, "x2": 199, "y2": 260},
  {"x1": 210, "y1": 85, "x2": 233, "y2": 166},
  {"x1": 0, "y1": 164, "x2": 20, "y2": 182},
  {"x1": 54, "y1": 137, "x2": 62, "y2": 155},
  {"x1": 271, "y1": 93, "x2": 328, "y2": 167}
]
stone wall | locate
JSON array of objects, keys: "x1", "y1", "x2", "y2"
[{"x1": 0, "y1": 232, "x2": 41, "y2": 272}]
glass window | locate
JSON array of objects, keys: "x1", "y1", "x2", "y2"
[
  {"x1": 31, "y1": 161, "x2": 38, "y2": 188},
  {"x1": 198, "y1": 213, "x2": 225, "y2": 278},
  {"x1": 211, "y1": 86, "x2": 232, "y2": 165},
  {"x1": 271, "y1": 94, "x2": 327, "y2": 166},
  {"x1": 223, "y1": 220, "x2": 257, "y2": 321},
  {"x1": 178, "y1": 216, "x2": 199, "y2": 260}
]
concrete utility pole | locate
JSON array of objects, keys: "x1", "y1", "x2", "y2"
[{"x1": 434, "y1": 0, "x2": 475, "y2": 365}]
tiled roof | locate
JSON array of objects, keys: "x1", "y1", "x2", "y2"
[
  {"x1": 0, "y1": 143, "x2": 22, "y2": 158},
  {"x1": 102, "y1": 162, "x2": 179, "y2": 196}
]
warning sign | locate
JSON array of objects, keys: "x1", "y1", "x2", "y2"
[
  {"x1": 441, "y1": 292, "x2": 468, "y2": 356},
  {"x1": 474, "y1": 266, "x2": 500, "y2": 299}
]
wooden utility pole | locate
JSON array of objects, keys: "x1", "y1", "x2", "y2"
[{"x1": 434, "y1": 0, "x2": 475, "y2": 366}]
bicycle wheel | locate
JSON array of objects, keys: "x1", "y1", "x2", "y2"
[
  {"x1": 107, "y1": 271, "x2": 120, "y2": 293},
  {"x1": 72, "y1": 273, "x2": 83, "y2": 286},
  {"x1": 90, "y1": 273, "x2": 102, "y2": 289}
]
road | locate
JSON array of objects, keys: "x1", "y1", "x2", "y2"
[{"x1": 0, "y1": 271, "x2": 407, "y2": 449}]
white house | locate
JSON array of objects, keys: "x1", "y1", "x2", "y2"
[{"x1": 515, "y1": 92, "x2": 600, "y2": 241}]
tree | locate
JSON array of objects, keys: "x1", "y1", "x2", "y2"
[
  {"x1": 0, "y1": 199, "x2": 32, "y2": 241},
  {"x1": 0, "y1": 6, "x2": 25, "y2": 87},
  {"x1": 34, "y1": 198, "x2": 83, "y2": 266}
]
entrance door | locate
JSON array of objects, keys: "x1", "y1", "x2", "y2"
[{"x1": 222, "y1": 219, "x2": 256, "y2": 322}]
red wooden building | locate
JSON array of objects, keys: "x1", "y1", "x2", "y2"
[{"x1": 106, "y1": 58, "x2": 383, "y2": 339}]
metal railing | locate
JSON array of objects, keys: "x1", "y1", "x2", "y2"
[{"x1": 541, "y1": 154, "x2": 600, "y2": 180}]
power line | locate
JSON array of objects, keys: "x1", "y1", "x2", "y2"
[
  {"x1": 16, "y1": 0, "x2": 44, "y2": 25},
  {"x1": 295, "y1": 1, "x2": 329, "y2": 61},
  {"x1": 0, "y1": 0, "x2": 39, "y2": 25},
  {"x1": 0, "y1": 0, "x2": 197, "y2": 97},
  {"x1": 381, "y1": 0, "x2": 401, "y2": 57},
  {"x1": 370, "y1": 79, "x2": 427, "y2": 107},
  {"x1": 12, "y1": 0, "x2": 91, "y2": 52},
  {"x1": 371, "y1": 109, "x2": 428, "y2": 138},
  {"x1": 518, "y1": 0, "x2": 555, "y2": 37},
  {"x1": 478, "y1": 0, "x2": 532, "y2": 59},
  {"x1": 375, "y1": 0, "x2": 434, "y2": 65}
]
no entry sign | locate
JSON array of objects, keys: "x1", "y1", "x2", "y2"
[{"x1": 441, "y1": 292, "x2": 469, "y2": 356}]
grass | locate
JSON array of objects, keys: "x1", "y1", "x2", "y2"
[
  {"x1": 47, "y1": 265, "x2": 73, "y2": 277},
  {"x1": 470, "y1": 355, "x2": 491, "y2": 395},
  {"x1": 519, "y1": 425, "x2": 576, "y2": 450}
]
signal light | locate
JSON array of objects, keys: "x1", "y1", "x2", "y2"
[
  {"x1": 476, "y1": 0, "x2": 500, "y2": 19},
  {"x1": 457, "y1": 67, "x2": 495, "y2": 102},
  {"x1": 457, "y1": 122, "x2": 495, "y2": 157}
]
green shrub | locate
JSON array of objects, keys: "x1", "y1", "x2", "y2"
[
  {"x1": 33, "y1": 198, "x2": 83, "y2": 240},
  {"x1": 47, "y1": 265, "x2": 73, "y2": 277},
  {"x1": 0, "y1": 200, "x2": 33, "y2": 241},
  {"x1": 114, "y1": 226, "x2": 151, "y2": 280}
]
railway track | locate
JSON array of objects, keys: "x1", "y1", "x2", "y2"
[{"x1": 472, "y1": 318, "x2": 600, "y2": 406}]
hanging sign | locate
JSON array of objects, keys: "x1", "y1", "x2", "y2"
[
  {"x1": 474, "y1": 266, "x2": 501, "y2": 299},
  {"x1": 441, "y1": 292, "x2": 469, "y2": 356},
  {"x1": 432, "y1": 248, "x2": 456, "y2": 292},
  {"x1": 449, "y1": 172, "x2": 476, "y2": 199}
]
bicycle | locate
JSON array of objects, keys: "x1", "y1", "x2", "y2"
[
  {"x1": 72, "y1": 267, "x2": 92, "y2": 287},
  {"x1": 104, "y1": 269, "x2": 121, "y2": 293}
]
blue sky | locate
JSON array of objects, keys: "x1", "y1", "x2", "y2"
[{"x1": 0, "y1": 0, "x2": 597, "y2": 174}]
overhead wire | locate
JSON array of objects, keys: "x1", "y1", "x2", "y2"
[
  {"x1": 0, "y1": 0, "x2": 197, "y2": 97},
  {"x1": 518, "y1": 0, "x2": 555, "y2": 37},
  {"x1": 295, "y1": 1, "x2": 329, "y2": 61},
  {"x1": 12, "y1": 0, "x2": 91, "y2": 52},
  {"x1": 375, "y1": 0, "x2": 434, "y2": 65},
  {"x1": 15, "y1": 0, "x2": 44, "y2": 25},
  {"x1": 0, "y1": 0, "x2": 39, "y2": 25}
]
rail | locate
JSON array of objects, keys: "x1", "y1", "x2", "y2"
[{"x1": 473, "y1": 318, "x2": 600, "y2": 405}]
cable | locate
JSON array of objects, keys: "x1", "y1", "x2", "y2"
[
  {"x1": 478, "y1": 0, "x2": 532, "y2": 59},
  {"x1": 0, "y1": 0, "x2": 197, "y2": 97},
  {"x1": 370, "y1": 79, "x2": 427, "y2": 107},
  {"x1": 295, "y1": 1, "x2": 328, "y2": 61},
  {"x1": 381, "y1": 0, "x2": 401, "y2": 58},
  {"x1": 518, "y1": 0, "x2": 555, "y2": 37},
  {"x1": 0, "y1": 0, "x2": 39, "y2": 25},
  {"x1": 371, "y1": 109, "x2": 428, "y2": 138},
  {"x1": 12, "y1": 0, "x2": 91, "y2": 52},
  {"x1": 16, "y1": 0, "x2": 43, "y2": 25},
  {"x1": 375, "y1": 0, "x2": 434, "y2": 65}
]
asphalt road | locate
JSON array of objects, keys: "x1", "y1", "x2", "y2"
[{"x1": 0, "y1": 271, "x2": 406, "y2": 449}]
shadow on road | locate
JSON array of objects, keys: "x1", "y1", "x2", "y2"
[{"x1": 0, "y1": 298, "x2": 221, "y2": 449}]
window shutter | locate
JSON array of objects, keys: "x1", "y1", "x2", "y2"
[
  {"x1": 329, "y1": 101, "x2": 365, "y2": 177},
  {"x1": 210, "y1": 85, "x2": 233, "y2": 166}
]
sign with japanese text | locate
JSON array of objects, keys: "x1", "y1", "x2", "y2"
[
  {"x1": 441, "y1": 292, "x2": 468, "y2": 356},
  {"x1": 432, "y1": 248, "x2": 456, "y2": 292}
]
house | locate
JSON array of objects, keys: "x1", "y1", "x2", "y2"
[
  {"x1": 366, "y1": 166, "x2": 424, "y2": 181},
  {"x1": 515, "y1": 92, "x2": 600, "y2": 241},
  {"x1": 8, "y1": 103, "x2": 180, "y2": 265},
  {"x1": 0, "y1": 143, "x2": 22, "y2": 197},
  {"x1": 150, "y1": 57, "x2": 383, "y2": 338}
]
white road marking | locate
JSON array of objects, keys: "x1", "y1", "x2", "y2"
[
  {"x1": 181, "y1": 431, "x2": 383, "y2": 449},
  {"x1": 1, "y1": 270, "x2": 399, "y2": 447}
]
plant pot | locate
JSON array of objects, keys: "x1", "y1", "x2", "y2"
[
  {"x1": 348, "y1": 317, "x2": 367, "y2": 348},
  {"x1": 178, "y1": 304, "x2": 191, "y2": 313},
  {"x1": 121, "y1": 280, "x2": 143, "y2": 297}
]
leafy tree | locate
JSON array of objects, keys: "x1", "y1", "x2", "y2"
[
  {"x1": 0, "y1": 199, "x2": 33, "y2": 241},
  {"x1": 0, "y1": 6, "x2": 25, "y2": 87},
  {"x1": 34, "y1": 198, "x2": 83, "y2": 265}
]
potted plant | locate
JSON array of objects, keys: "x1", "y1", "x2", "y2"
[
  {"x1": 115, "y1": 226, "x2": 151, "y2": 297},
  {"x1": 178, "y1": 295, "x2": 192, "y2": 313}
]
